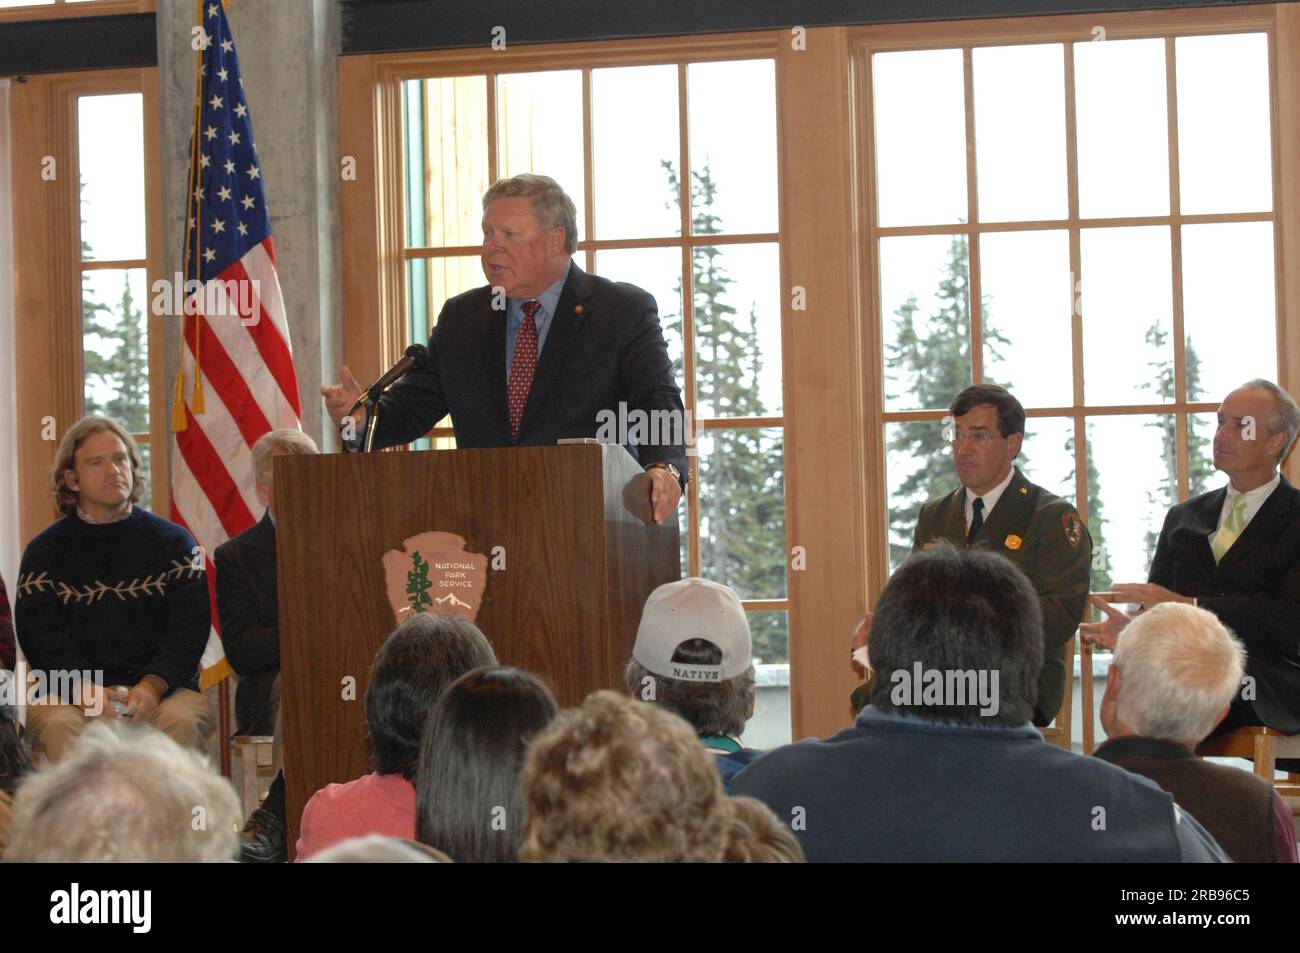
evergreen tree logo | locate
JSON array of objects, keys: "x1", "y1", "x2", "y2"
[{"x1": 406, "y1": 551, "x2": 433, "y2": 612}]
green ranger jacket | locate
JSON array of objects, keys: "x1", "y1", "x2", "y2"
[
  {"x1": 909, "y1": 466, "x2": 1092, "y2": 726},
  {"x1": 849, "y1": 467, "x2": 1092, "y2": 723}
]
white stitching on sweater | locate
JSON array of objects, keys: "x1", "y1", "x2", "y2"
[{"x1": 20, "y1": 562, "x2": 202, "y2": 605}]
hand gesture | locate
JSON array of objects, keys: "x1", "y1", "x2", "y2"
[
  {"x1": 1079, "y1": 595, "x2": 1131, "y2": 651},
  {"x1": 321, "y1": 366, "x2": 366, "y2": 432}
]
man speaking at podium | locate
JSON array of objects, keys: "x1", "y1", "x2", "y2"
[{"x1": 323, "y1": 174, "x2": 687, "y2": 523}]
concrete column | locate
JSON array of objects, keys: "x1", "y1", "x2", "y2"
[{"x1": 157, "y1": 0, "x2": 341, "y2": 451}]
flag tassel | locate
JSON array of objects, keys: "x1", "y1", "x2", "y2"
[{"x1": 171, "y1": 370, "x2": 188, "y2": 432}]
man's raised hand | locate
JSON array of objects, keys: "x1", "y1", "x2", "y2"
[
  {"x1": 1079, "y1": 594, "x2": 1131, "y2": 651},
  {"x1": 321, "y1": 366, "x2": 365, "y2": 431}
]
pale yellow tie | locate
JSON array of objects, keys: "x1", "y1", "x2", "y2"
[{"x1": 1211, "y1": 494, "x2": 1248, "y2": 563}]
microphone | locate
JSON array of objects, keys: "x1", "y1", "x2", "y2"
[{"x1": 349, "y1": 344, "x2": 429, "y2": 413}]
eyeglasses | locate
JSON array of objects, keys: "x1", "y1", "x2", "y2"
[{"x1": 950, "y1": 430, "x2": 1001, "y2": 446}]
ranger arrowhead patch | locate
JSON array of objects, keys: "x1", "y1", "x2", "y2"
[{"x1": 1062, "y1": 512, "x2": 1083, "y2": 549}]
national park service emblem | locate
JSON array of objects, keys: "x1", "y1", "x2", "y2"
[
  {"x1": 1062, "y1": 512, "x2": 1084, "y2": 549},
  {"x1": 381, "y1": 531, "x2": 488, "y2": 625}
]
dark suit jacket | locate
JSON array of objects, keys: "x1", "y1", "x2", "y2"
[
  {"x1": 370, "y1": 263, "x2": 688, "y2": 483},
  {"x1": 214, "y1": 511, "x2": 280, "y2": 735},
  {"x1": 1148, "y1": 476, "x2": 1300, "y2": 734},
  {"x1": 913, "y1": 467, "x2": 1092, "y2": 726}
]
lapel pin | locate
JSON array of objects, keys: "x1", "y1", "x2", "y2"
[
  {"x1": 575, "y1": 304, "x2": 586, "y2": 314},
  {"x1": 1005, "y1": 534, "x2": 1023, "y2": 551}
]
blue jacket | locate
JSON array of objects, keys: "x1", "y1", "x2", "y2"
[{"x1": 731, "y1": 706, "x2": 1228, "y2": 863}]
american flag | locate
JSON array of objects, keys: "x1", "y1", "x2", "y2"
[{"x1": 170, "y1": 1, "x2": 302, "y2": 688}]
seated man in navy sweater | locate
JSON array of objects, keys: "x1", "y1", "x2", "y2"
[
  {"x1": 731, "y1": 545, "x2": 1228, "y2": 863},
  {"x1": 16, "y1": 417, "x2": 211, "y2": 761},
  {"x1": 623, "y1": 578, "x2": 762, "y2": 790}
]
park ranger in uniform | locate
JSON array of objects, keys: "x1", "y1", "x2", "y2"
[
  {"x1": 852, "y1": 385, "x2": 1093, "y2": 722},
  {"x1": 908, "y1": 383, "x2": 1092, "y2": 727}
]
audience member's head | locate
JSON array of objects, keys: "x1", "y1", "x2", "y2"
[
  {"x1": 251, "y1": 427, "x2": 319, "y2": 511},
  {"x1": 721, "y1": 796, "x2": 805, "y2": 863},
  {"x1": 51, "y1": 415, "x2": 146, "y2": 514},
  {"x1": 868, "y1": 544, "x2": 1043, "y2": 727},
  {"x1": 1102, "y1": 602, "x2": 1245, "y2": 746},
  {"x1": 365, "y1": 613, "x2": 497, "y2": 780},
  {"x1": 6, "y1": 721, "x2": 240, "y2": 862},
  {"x1": 416, "y1": 666, "x2": 558, "y2": 863},
  {"x1": 624, "y1": 577, "x2": 756, "y2": 739},
  {"x1": 519, "y1": 691, "x2": 730, "y2": 862},
  {"x1": 305, "y1": 834, "x2": 451, "y2": 863}
]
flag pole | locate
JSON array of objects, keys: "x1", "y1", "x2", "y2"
[{"x1": 173, "y1": 0, "x2": 206, "y2": 434}]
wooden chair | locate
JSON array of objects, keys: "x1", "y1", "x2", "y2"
[
  {"x1": 1039, "y1": 634, "x2": 1074, "y2": 751},
  {"x1": 1195, "y1": 729, "x2": 1300, "y2": 804},
  {"x1": 231, "y1": 735, "x2": 276, "y2": 817},
  {"x1": 1079, "y1": 628, "x2": 1097, "y2": 755},
  {"x1": 1040, "y1": 594, "x2": 1105, "y2": 754}
]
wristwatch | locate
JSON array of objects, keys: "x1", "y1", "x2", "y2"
[{"x1": 645, "y1": 461, "x2": 682, "y2": 486}]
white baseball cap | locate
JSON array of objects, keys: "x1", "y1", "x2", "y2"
[{"x1": 633, "y1": 577, "x2": 752, "y2": 683}]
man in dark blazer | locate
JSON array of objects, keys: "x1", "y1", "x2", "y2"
[
  {"x1": 1084, "y1": 379, "x2": 1300, "y2": 735},
  {"x1": 322, "y1": 174, "x2": 687, "y2": 524},
  {"x1": 214, "y1": 509, "x2": 278, "y2": 737},
  {"x1": 214, "y1": 427, "x2": 319, "y2": 863},
  {"x1": 214, "y1": 429, "x2": 318, "y2": 736},
  {"x1": 910, "y1": 384, "x2": 1092, "y2": 727}
]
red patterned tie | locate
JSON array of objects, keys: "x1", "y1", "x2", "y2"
[{"x1": 508, "y1": 300, "x2": 540, "y2": 441}]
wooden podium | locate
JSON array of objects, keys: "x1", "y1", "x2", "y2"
[{"x1": 273, "y1": 442, "x2": 680, "y2": 853}]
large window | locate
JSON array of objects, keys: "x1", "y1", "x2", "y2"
[
  {"x1": 864, "y1": 29, "x2": 1278, "y2": 595},
  {"x1": 398, "y1": 57, "x2": 789, "y2": 671},
  {"x1": 9, "y1": 67, "x2": 163, "y2": 544},
  {"x1": 77, "y1": 91, "x2": 153, "y2": 503}
]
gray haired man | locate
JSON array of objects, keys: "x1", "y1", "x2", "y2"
[{"x1": 1095, "y1": 602, "x2": 1297, "y2": 863}]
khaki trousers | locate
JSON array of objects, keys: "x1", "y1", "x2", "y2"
[{"x1": 25, "y1": 687, "x2": 214, "y2": 762}]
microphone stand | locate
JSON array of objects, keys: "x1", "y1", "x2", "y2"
[{"x1": 360, "y1": 391, "x2": 381, "y2": 453}]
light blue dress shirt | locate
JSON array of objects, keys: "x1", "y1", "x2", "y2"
[{"x1": 505, "y1": 264, "x2": 570, "y2": 383}]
